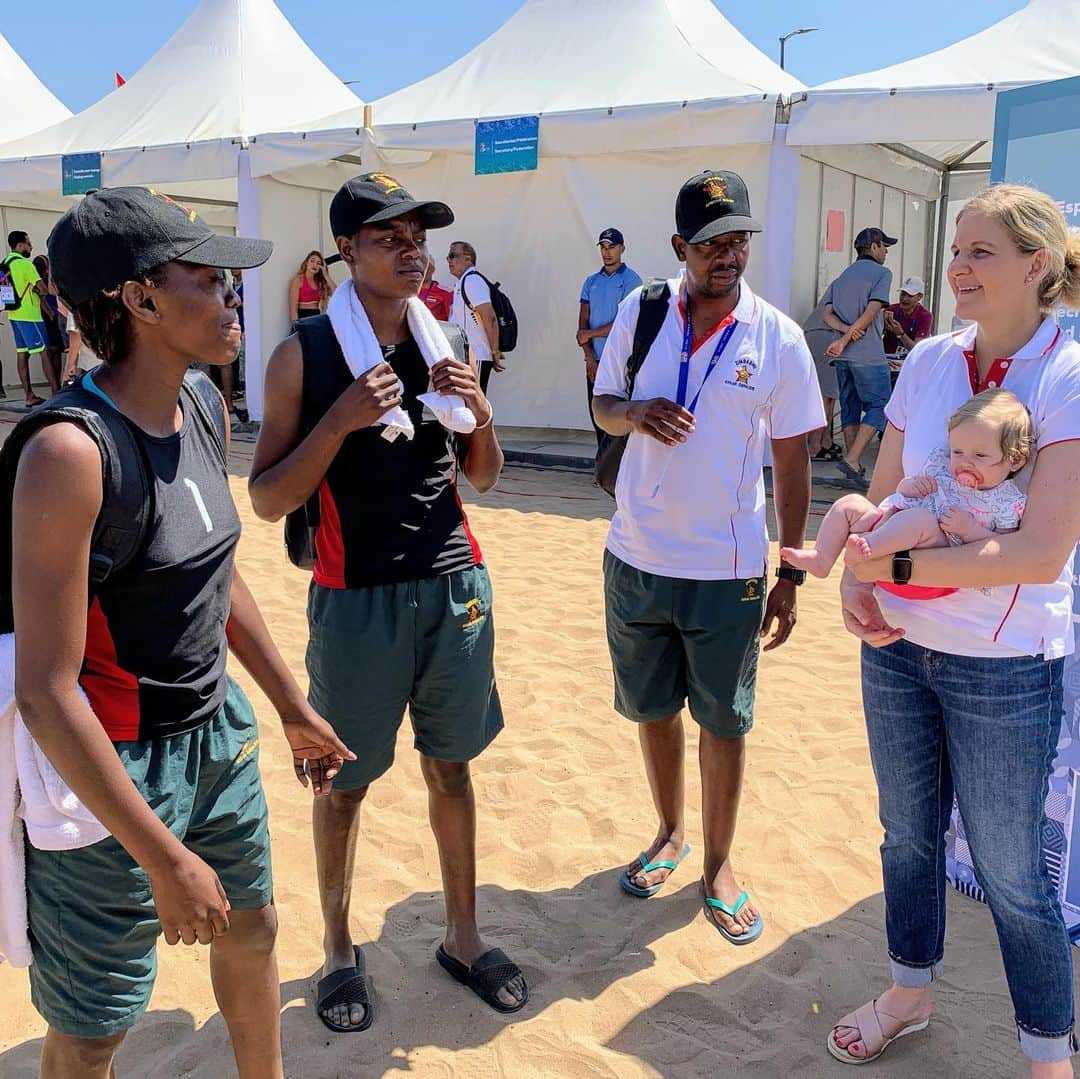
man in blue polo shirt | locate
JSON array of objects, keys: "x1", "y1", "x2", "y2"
[{"x1": 578, "y1": 228, "x2": 643, "y2": 449}]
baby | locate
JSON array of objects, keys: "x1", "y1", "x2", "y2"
[{"x1": 781, "y1": 388, "x2": 1031, "y2": 579}]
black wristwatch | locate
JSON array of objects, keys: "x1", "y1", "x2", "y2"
[
  {"x1": 776, "y1": 566, "x2": 806, "y2": 586},
  {"x1": 891, "y1": 550, "x2": 914, "y2": 585}
]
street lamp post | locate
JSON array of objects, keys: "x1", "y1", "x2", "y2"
[{"x1": 779, "y1": 27, "x2": 819, "y2": 71}]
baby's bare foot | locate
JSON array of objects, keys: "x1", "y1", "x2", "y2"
[
  {"x1": 843, "y1": 534, "x2": 874, "y2": 567},
  {"x1": 779, "y1": 546, "x2": 830, "y2": 579}
]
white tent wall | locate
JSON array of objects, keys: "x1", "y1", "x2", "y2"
[{"x1": 323, "y1": 143, "x2": 772, "y2": 432}]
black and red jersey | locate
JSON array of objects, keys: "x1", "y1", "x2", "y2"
[
  {"x1": 79, "y1": 380, "x2": 239, "y2": 741},
  {"x1": 298, "y1": 317, "x2": 481, "y2": 590}
]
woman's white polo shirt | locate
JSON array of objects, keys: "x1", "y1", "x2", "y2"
[{"x1": 882, "y1": 318, "x2": 1080, "y2": 659}]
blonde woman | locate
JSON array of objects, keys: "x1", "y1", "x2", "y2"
[
  {"x1": 288, "y1": 250, "x2": 333, "y2": 329},
  {"x1": 830, "y1": 184, "x2": 1080, "y2": 1077}
]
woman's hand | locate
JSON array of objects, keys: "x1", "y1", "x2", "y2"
[{"x1": 840, "y1": 571, "x2": 904, "y2": 647}]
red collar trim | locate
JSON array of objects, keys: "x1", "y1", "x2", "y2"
[
  {"x1": 677, "y1": 297, "x2": 737, "y2": 355},
  {"x1": 961, "y1": 327, "x2": 1061, "y2": 394}
]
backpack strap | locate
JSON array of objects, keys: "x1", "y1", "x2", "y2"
[
  {"x1": 181, "y1": 369, "x2": 228, "y2": 468},
  {"x1": 0, "y1": 382, "x2": 152, "y2": 604},
  {"x1": 625, "y1": 279, "x2": 672, "y2": 398}
]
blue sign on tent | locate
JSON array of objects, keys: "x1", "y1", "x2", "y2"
[
  {"x1": 475, "y1": 116, "x2": 539, "y2": 176},
  {"x1": 61, "y1": 152, "x2": 102, "y2": 196}
]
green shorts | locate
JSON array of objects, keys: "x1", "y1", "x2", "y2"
[
  {"x1": 26, "y1": 676, "x2": 273, "y2": 1039},
  {"x1": 603, "y1": 550, "x2": 765, "y2": 738},
  {"x1": 305, "y1": 563, "x2": 503, "y2": 790}
]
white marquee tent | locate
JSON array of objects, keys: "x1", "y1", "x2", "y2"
[
  {"x1": 787, "y1": 0, "x2": 1077, "y2": 326},
  {"x1": 0, "y1": 0, "x2": 365, "y2": 413},
  {"x1": 0, "y1": 31, "x2": 72, "y2": 389},
  {"x1": 266, "y1": 0, "x2": 806, "y2": 430}
]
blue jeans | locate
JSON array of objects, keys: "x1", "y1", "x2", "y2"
[
  {"x1": 861, "y1": 638, "x2": 1077, "y2": 1064},
  {"x1": 835, "y1": 360, "x2": 891, "y2": 432}
]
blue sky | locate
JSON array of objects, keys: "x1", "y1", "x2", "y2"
[{"x1": 5, "y1": 0, "x2": 1024, "y2": 112}]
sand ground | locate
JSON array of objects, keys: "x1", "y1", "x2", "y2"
[{"x1": 0, "y1": 451, "x2": 1074, "y2": 1079}]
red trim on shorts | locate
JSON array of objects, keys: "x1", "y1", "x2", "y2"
[
  {"x1": 80, "y1": 597, "x2": 141, "y2": 740},
  {"x1": 313, "y1": 480, "x2": 346, "y2": 589},
  {"x1": 992, "y1": 585, "x2": 1022, "y2": 643}
]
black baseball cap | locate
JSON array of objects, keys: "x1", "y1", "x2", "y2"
[
  {"x1": 598, "y1": 228, "x2": 624, "y2": 246},
  {"x1": 854, "y1": 227, "x2": 898, "y2": 250},
  {"x1": 676, "y1": 171, "x2": 762, "y2": 244},
  {"x1": 330, "y1": 172, "x2": 454, "y2": 238},
  {"x1": 48, "y1": 186, "x2": 272, "y2": 308}
]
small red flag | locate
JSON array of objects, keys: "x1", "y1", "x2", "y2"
[{"x1": 115, "y1": 72, "x2": 126, "y2": 88}]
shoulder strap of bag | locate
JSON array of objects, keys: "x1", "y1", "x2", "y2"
[{"x1": 625, "y1": 279, "x2": 672, "y2": 398}]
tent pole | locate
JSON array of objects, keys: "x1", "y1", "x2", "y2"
[
  {"x1": 764, "y1": 122, "x2": 799, "y2": 313},
  {"x1": 236, "y1": 148, "x2": 265, "y2": 422},
  {"x1": 930, "y1": 167, "x2": 952, "y2": 335}
]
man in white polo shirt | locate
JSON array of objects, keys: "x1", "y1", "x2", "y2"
[{"x1": 592, "y1": 170, "x2": 823, "y2": 944}]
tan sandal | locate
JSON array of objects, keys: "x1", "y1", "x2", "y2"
[{"x1": 827, "y1": 998, "x2": 929, "y2": 1065}]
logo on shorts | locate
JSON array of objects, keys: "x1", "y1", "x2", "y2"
[
  {"x1": 234, "y1": 738, "x2": 259, "y2": 766},
  {"x1": 742, "y1": 579, "x2": 760, "y2": 602},
  {"x1": 463, "y1": 598, "x2": 486, "y2": 629}
]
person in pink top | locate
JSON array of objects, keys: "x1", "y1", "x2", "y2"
[{"x1": 288, "y1": 250, "x2": 334, "y2": 329}]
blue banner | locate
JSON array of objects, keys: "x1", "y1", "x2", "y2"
[
  {"x1": 946, "y1": 76, "x2": 1080, "y2": 943},
  {"x1": 61, "y1": 152, "x2": 101, "y2": 196},
  {"x1": 475, "y1": 116, "x2": 539, "y2": 176}
]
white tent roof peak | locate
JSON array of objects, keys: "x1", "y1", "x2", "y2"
[
  {"x1": 372, "y1": 0, "x2": 803, "y2": 127},
  {"x1": 0, "y1": 31, "x2": 70, "y2": 142},
  {"x1": 789, "y1": 0, "x2": 1078, "y2": 155},
  {"x1": 815, "y1": 0, "x2": 1075, "y2": 93},
  {"x1": 0, "y1": 0, "x2": 360, "y2": 167}
]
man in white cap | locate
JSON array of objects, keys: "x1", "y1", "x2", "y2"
[{"x1": 883, "y1": 275, "x2": 932, "y2": 371}]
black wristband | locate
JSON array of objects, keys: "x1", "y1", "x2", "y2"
[
  {"x1": 891, "y1": 550, "x2": 914, "y2": 585},
  {"x1": 776, "y1": 566, "x2": 806, "y2": 586}
]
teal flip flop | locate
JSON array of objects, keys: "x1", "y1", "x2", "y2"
[
  {"x1": 703, "y1": 885, "x2": 764, "y2": 945},
  {"x1": 619, "y1": 843, "x2": 691, "y2": 898}
]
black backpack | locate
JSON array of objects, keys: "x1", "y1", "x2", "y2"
[
  {"x1": 0, "y1": 253, "x2": 27, "y2": 313},
  {"x1": 594, "y1": 279, "x2": 671, "y2": 498},
  {"x1": 460, "y1": 269, "x2": 518, "y2": 353},
  {"x1": 285, "y1": 316, "x2": 470, "y2": 569},
  {"x1": 0, "y1": 370, "x2": 227, "y2": 632}
]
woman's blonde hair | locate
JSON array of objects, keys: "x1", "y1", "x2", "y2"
[
  {"x1": 948, "y1": 388, "x2": 1034, "y2": 471},
  {"x1": 958, "y1": 184, "x2": 1080, "y2": 312}
]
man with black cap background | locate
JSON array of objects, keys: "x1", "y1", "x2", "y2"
[
  {"x1": 821, "y1": 226, "x2": 897, "y2": 487},
  {"x1": 577, "y1": 228, "x2": 642, "y2": 449},
  {"x1": 592, "y1": 171, "x2": 822, "y2": 945},
  {"x1": 250, "y1": 173, "x2": 527, "y2": 1032}
]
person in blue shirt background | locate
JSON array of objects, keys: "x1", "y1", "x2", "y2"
[{"x1": 577, "y1": 228, "x2": 643, "y2": 450}]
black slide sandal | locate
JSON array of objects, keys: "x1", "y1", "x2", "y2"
[
  {"x1": 435, "y1": 944, "x2": 529, "y2": 1013},
  {"x1": 316, "y1": 945, "x2": 374, "y2": 1033}
]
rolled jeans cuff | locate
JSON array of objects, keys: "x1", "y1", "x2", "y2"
[
  {"x1": 1017, "y1": 1025, "x2": 1078, "y2": 1064},
  {"x1": 889, "y1": 957, "x2": 943, "y2": 988}
]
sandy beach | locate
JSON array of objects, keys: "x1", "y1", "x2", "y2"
[{"x1": 0, "y1": 450, "x2": 1074, "y2": 1079}]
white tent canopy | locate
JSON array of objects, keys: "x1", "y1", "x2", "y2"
[
  {"x1": 0, "y1": 31, "x2": 70, "y2": 142},
  {"x1": 0, "y1": 0, "x2": 361, "y2": 191},
  {"x1": 289, "y1": 0, "x2": 803, "y2": 156},
  {"x1": 251, "y1": 0, "x2": 807, "y2": 430},
  {"x1": 787, "y1": 0, "x2": 1076, "y2": 165}
]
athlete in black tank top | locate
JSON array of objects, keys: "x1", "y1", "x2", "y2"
[
  {"x1": 13, "y1": 186, "x2": 353, "y2": 1077},
  {"x1": 250, "y1": 172, "x2": 527, "y2": 1028}
]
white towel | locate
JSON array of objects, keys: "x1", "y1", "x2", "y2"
[
  {"x1": 326, "y1": 281, "x2": 476, "y2": 442},
  {"x1": 0, "y1": 633, "x2": 109, "y2": 968}
]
